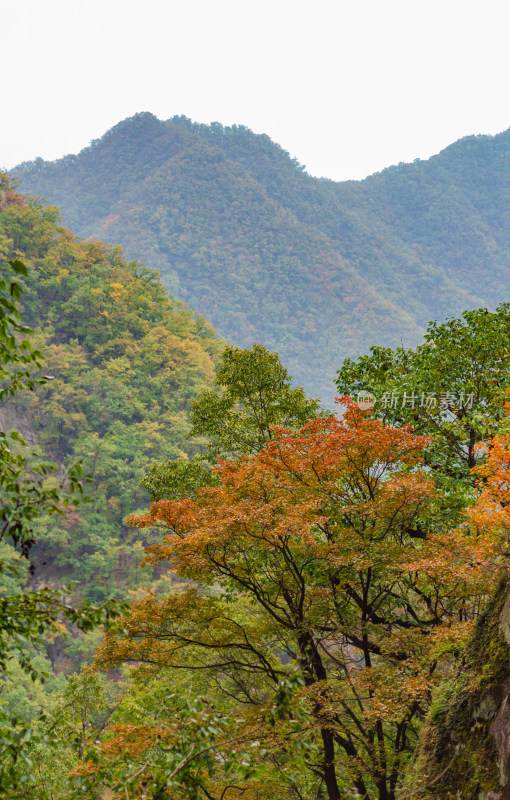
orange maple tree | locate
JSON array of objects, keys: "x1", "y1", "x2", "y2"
[{"x1": 88, "y1": 401, "x2": 501, "y2": 800}]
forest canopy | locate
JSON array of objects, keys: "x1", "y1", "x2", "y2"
[
  {"x1": 2, "y1": 174, "x2": 510, "y2": 799},
  {"x1": 14, "y1": 114, "x2": 510, "y2": 399},
  {"x1": 0, "y1": 174, "x2": 224, "y2": 606}
]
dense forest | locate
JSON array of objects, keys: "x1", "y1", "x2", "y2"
[
  {"x1": 3, "y1": 135, "x2": 510, "y2": 799},
  {"x1": 13, "y1": 113, "x2": 510, "y2": 399},
  {"x1": 0, "y1": 175, "x2": 224, "y2": 666}
]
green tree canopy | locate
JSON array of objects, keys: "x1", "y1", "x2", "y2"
[
  {"x1": 142, "y1": 343, "x2": 321, "y2": 502},
  {"x1": 336, "y1": 304, "x2": 510, "y2": 516},
  {"x1": 189, "y1": 343, "x2": 321, "y2": 457}
]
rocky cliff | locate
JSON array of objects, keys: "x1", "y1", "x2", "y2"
[{"x1": 401, "y1": 578, "x2": 510, "y2": 799}]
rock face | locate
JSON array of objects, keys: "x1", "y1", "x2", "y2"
[{"x1": 400, "y1": 579, "x2": 510, "y2": 799}]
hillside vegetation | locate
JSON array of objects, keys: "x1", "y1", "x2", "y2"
[
  {"x1": 13, "y1": 113, "x2": 510, "y2": 398},
  {"x1": 4, "y1": 169, "x2": 510, "y2": 798},
  {"x1": 0, "y1": 174, "x2": 223, "y2": 613}
]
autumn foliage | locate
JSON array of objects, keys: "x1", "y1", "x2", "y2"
[{"x1": 81, "y1": 400, "x2": 504, "y2": 800}]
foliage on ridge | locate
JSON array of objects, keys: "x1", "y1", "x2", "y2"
[
  {"x1": 0, "y1": 174, "x2": 223, "y2": 613},
  {"x1": 13, "y1": 113, "x2": 510, "y2": 399}
]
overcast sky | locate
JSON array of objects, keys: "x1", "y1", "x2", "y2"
[{"x1": 4, "y1": 0, "x2": 510, "y2": 181}]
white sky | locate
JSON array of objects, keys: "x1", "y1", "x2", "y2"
[{"x1": 3, "y1": 0, "x2": 510, "y2": 181}]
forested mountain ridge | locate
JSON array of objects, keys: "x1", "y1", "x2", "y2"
[
  {"x1": 0, "y1": 174, "x2": 223, "y2": 612},
  {"x1": 4, "y1": 167, "x2": 510, "y2": 797},
  {"x1": 15, "y1": 114, "x2": 510, "y2": 399}
]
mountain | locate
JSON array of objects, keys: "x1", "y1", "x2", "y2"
[
  {"x1": 12, "y1": 113, "x2": 510, "y2": 399},
  {"x1": 0, "y1": 174, "x2": 223, "y2": 612}
]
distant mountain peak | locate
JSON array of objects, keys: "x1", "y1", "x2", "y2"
[{"x1": 12, "y1": 117, "x2": 510, "y2": 401}]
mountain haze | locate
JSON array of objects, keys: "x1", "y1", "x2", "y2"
[{"x1": 13, "y1": 113, "x2": 510, "y2": 398}]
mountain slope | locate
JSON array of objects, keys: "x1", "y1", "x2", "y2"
[
  {"x1": 0, "y1": 173, "x2": 223, "y2": 606},
  {"x1": 13, "y1": 114, "x2": 510, "y2": 398}
]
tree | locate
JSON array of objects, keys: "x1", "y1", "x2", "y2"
[
  {"x1": 141, "y1": 343, "x2": 321, "y2": 503},
  {"x1": 188, "y1": 343, "x2": 321, "y2": 458},
  {"x1": 397, "y1": 398, "x2": 510, "y2": 799},
  {"x1": 90, "y1": 402, "x2": 497, "y2": 800},
  {"x1": 336, "y1": 305, "x2": 510, "y2": 523}
]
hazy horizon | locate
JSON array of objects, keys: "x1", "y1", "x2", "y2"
[
  {"x1": 5, "y1": 0, "x2": 510, "y2": 181},
  {"x1": 8, "y1": 110, "x2": 510, "y2": 186}
]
